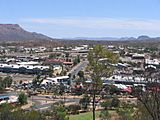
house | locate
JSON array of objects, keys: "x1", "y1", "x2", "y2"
[
  {"x1": 41, "y1": 76, "x2": 70, "y2": 85},
  {"x1": 0, "y1": 63, "x2": 49, "y2": 74},
  {"x1": 145, "y1": 59, "x2": 160, "y2": 68}
]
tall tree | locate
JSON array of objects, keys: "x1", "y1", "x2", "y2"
[{"x1": 87, "y1": 45, "x2": 118, "y2": 120}]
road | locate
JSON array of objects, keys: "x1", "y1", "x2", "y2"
[
  {"x1": 68, "y1": 61, "x2": 88, "y2": 79},
  {"x1": 28, "y1": 95, "x2": 80, "y2": 111},
  {"x1": 0, "y1": 92, "x2": 18, "y2": 97}
]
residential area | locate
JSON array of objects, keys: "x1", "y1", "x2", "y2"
[{"x1": 0, "y1": 43, "x2": 159, "y2": 120}]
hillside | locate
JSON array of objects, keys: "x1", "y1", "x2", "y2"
[{"x1": 0, "y1": 24, "x2": 53, "y2": 41}]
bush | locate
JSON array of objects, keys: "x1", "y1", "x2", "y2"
[
  {"x1": 100, "y1": 99, "x2": 112, "y2": 110},
  {"x1": 109, "y1": 85, "x2": 121, "y2": 95},
  {"x1": 18, "y1": 92, "x2": 27, "y2": 105},
  {"x1": 111, "y1": 97, "x2": 120, "y2": 108},
  {"x1": 0, "y1": 104, "x2": 44, "y2": 120},
  {"x1": 101, "y1": 97, "x2": 120, "y2": 110},
  {"x1": 77, "y1": 71, "x2": 84, "y2": 78},
  {"x1": 79, "y1": 95, "x2": 90, "y2": 110},
  {"x1": 99, "y1": 110, "x2": 110, "y2": 120},
  {"x1": 24, "y1": 110, "x2": 43, "y2": 120},
  {"x1": 68, "y1": 104, "x2": 81, "y2": 114},
  {"x1": 116, "y1": 103, "x2": 135, "y2": 120},
  {"x1": 51, "y1": 102, "x2": 69, "y2": 120}
]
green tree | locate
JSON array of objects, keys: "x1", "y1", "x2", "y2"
[
  {"x1": 73, "y1": 55, "x2": 81, "y2": 66},
  {"x1": 11, "y1": 108, "x2": 25, "y2": 120},
  {"x1": 49, "y1": 53, "x2": 56, "y2": 59},
  {"x1": 24, "y1": 110, "x2": 43, "y2": 120},
  {"x1": 51, "y1": 102, "x2": 69, "y2": 120},
  {"x1": 65, "y1": 52, "x2": 69, "y2": 62},
  {"x1": 0, "y1": 103, "x2": 44, "y2": 120},
  {"x1": 0, "y1": 103, "x2": 14, "y2": 120},
  {"x1": 67, "y1": 104, "x2": 81, "y2": 114},
  {"x1": 18, "y1": 92, "x2": 28, "y2": 105},
  {"x1": 100, "y1": 99, "x2": 112, "y2": 110},
  {"x1": 77, "y1": 70, "x2": 84, "y2": 78},
  {"x1": 79, "y1": 94, "x2": 90, "y2": 110},
  {"x1": 52, "y1": 84, "x2": 60, "y2": 98},
  {"x1": 3, "y1": 76, "x2": 12, "y2": 88},
  {"x1": 59, "y1": 83, "x2": 65, "y2": 96},
  {"x1": 0, "y1": 77, "x2": 4, "y2": 92},
  {"x1": 99, "y1": 110, "x2": 110, "y2": 120},
  {"x1": 32, "y1": 74, "x2": 43, "y2": 90},
  {"x1": 0, "y1": 76, "x2": 13, "y2": 92},
  {"x1": 109, "y1": 84, "x2": 121, "y2": 95},
  {"x1": 111, "y1": 97, "x2": 120, "y2": 108},
  {"x1": 77, "y1": 55, "x2": 80, "y2": 63},
  {"x1": 116, "y1": 103, "x2": 136, "y2": 120},
  {"x1": 19, "y1": 80, "x2": 23, "y2": 84},
  {"x1": 87, "y1": 45, "x2": 118, "y2": 120},
  {"x1": 49, "y1": 53, "x2": 61, "y2": 59}
]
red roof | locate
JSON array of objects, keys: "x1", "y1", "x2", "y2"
[
  {"x1": 45, "y1": 59, "x2": 73, "y2": 65},
  {"x1": 121, "y1": 86, "x2": 132, "y2": 93},
  {"x1": 63, "y1": 61, "x2": 73, "y2": 65}
]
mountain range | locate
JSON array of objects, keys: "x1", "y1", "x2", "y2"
[
  {"x1": 0, "y1": 24, "x2": 160, "y2": 42},
  {"x1": 64, "y1": 36, "x2": 160, "y2": 41}
]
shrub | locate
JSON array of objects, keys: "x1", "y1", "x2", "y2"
[
  {"x1": 100, "y1": 99, "x2": 112, "y2": 110},
  {"x1": 99, "y1": 110, "x2": 110, "y2": 120},
  {"x1": 51, "y1": 102, "x2": 69, "y2": 120},
  {"x1": 18, "y1": 92, "x2": 27, "y2": 105},
  {"x1": 111, "y1": 97, "x2": 120, "y2": 108},
  {"x1": 68, "y1": 104, "x2": 81, "y2": 114},
  {"x1": 79, "y1": 95, "x2": 90, "y2": 110}
]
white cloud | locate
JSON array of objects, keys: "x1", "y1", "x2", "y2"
[{"x1": 21, "y1": 17, "x2": 160, "y2": 31}]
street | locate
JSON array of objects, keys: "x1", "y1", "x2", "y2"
[
  {"x1": 28, "y1": 95, "x2": 81, "y2": 111},
  {"x1": 68, "y1": 61, "x2": 88, "y2": 79}
]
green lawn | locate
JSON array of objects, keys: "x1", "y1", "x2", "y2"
[{"x1": 69, "y1": 111, "x2": 100, "y2": 120}]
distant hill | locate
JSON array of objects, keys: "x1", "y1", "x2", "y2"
[
  {"x1": 63, "y1": 35, "x2": 160, "y2": 41},
  {"x1": 0, "y1": 24, "x2": 54, "y2": 41},
  {"x1": 63, "y1": 37, "x2": 119, "y2": 41},
  {"x1": 1, "y1": 24, "x2": 160, "y2": 48}
]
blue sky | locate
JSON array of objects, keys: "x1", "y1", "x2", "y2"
[{"x1": 0, "y1": 0, "x2": 160, "y2": 38}]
